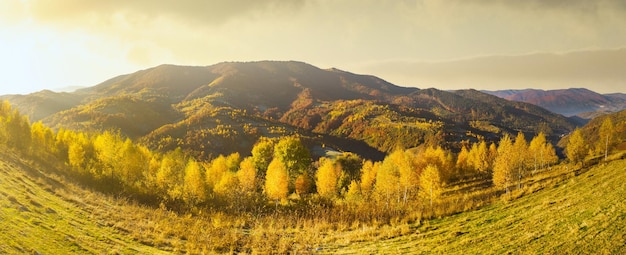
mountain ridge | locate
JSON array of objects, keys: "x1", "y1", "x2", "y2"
[
  {"x1": 483, "y1": 88, "x2": 626, "y2": 117},
  {"x1": 2, "y1": 61, "x2": 576, "y2": 160}
]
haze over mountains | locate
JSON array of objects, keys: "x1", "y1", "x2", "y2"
[
  {"x1": 484, "y1": 88, "x2": 626, "y2": 118},
  {"x1": 2, "y1": 61, "x2": 577, "y2": 160},
  {"x1": 364, "y1": 48, "x2": 626, "y2": 93}
]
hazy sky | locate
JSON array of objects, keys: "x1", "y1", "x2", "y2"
[{"x1": 2, "y1": 0, "x2": 626, "y2": 95}]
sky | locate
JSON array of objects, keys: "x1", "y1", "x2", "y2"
[{"x1": 1, "y1": 0, "x2": 626, "y2": 95}]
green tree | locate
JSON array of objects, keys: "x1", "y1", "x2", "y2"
[
  {"x1": 335, "y1": 152, "x2": 363, "y2": 193},
  {"x1": 251, "y1": 137, "x2": 274, "y2": 175},
  {"x1": 273, "y1": 136, "x2": 311, "y2": 190}
]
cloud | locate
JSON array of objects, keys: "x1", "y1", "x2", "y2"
[
  {"x1": 25, "y1": 0, "x2": 305, "y2": 27},
  {"x1": 358, "y1": 48, "x2": 626, "y2": 93},
  {"x1": 3, "y1": 0, "x2": 626, "y2": 94}
]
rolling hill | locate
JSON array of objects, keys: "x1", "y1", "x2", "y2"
[
  {"x1": 2, "y1": 61, "x2": 577, "y2": 160},
  {"x1": 484, "y1": 88, "x2": 626, "y2": 118}
]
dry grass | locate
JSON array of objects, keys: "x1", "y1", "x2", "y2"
[
  {"x1": 2, "y1": 146, "x2": 625, "y2": 254},
  {"x1": 323, "y1": 158, "x2": 626, "y2": 254}
]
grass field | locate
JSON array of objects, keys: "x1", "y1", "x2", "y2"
[
  {"x1": 0, "y1": 150, "x2": 168, "y2": 254},
  {"x1": 323, "y1": 160, "x2": 626, "y2": 254},
  {"x1": 1, "y1": 147, "x2": 625, "y2": 254}
]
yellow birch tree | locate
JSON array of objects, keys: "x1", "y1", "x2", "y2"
[{"x1": 264, "y1": 158, "x2": 289, "y2": 203}]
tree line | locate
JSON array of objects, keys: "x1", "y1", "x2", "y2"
[{"x1": 0, "y1": 100, "x2": 619, "y2": 212}]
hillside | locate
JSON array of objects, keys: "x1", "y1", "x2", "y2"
[
  {"x1": 0, "y1": 90, "x2": 85, "y2": 122},
  {"x1": 558, "y1": 109, "x2": 626, "y2": 151},
  {"x1": 324, "y1": 158, "x2": 626, "y2": 254},
  {"x1": 2, "y1": 145, "x2": 624, "y2": 254},
  {"x1": 0, "y1": 149, "x2": 167, "y2": 254},
  {"x1": 3, "y1": 61, "x2": 576, "y2": 159},
  {"x1": 484, "y1": 88, "x2": 626, "y2": 118}
]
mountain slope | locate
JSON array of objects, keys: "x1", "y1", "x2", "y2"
[
  {"x1": 2, "y1": 61, "x2": 576, "y2": 159},
  {"x1": 484, "y1": 88, "x2": 626, "y2": 117},
  {"x1": 0, "y1": 90, "x2": 85, "y2": 122},
  {"x1": 558, "y1": 109, "x2": 626, "y2": 151}
]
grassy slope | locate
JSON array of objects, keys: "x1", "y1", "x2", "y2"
[
  {"x1": 327, "y1": 160, "x2": 626, "y2": 254},
  {"x1": 0, "y1": 150, "x2": 167, "y2": 255},
  {"x1": 1, "y1": 145, "x2": 625, "y2": 254}
]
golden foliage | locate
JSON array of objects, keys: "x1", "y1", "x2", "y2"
[
  {"x1": 493, "y1": 134, "x2": 515, "y2": 193},
  {"x1": 264, "y1": 158, "x2": 289, "y2": 202},
  {"x1": 316, "y1": 157, "x2": 340, "y2": 198},
  {"x1": 359, "y1": 160, "x2": 378, "y2": 198},
  {"x1": 237, "y1": 157, "x2": 257, "y2": 195},
  {"x1": 419, "y1": 164, "x2": 443, "y2": 206},
  {"x1": 566, "y1": 128, "x2": 587, "y2": 163},
  {"x1": 183, "y1": 159, "x2": 207, "y2": 205}
]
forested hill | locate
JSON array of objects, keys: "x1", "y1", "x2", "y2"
[{"x1": 1, "y1": 61, "x2": 576, "y2": 160}]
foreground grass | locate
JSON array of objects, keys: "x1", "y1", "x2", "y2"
[
  {"x1": 324, "y1": 159, "x2": 626, "y2": 254},
  {"x1": 1, "y1": 146, "x2": 625, "y2": 254},
  {"x1": 0, "y1": 151, "x2": 168, "y2": 254}
]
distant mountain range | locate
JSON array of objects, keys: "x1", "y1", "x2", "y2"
[
  {"x1": 483, "y1": 88, "x2": 626, "y2": 118},
  {"x1": 1, "y1": 61, "x2": 577, "y2": 160}
]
